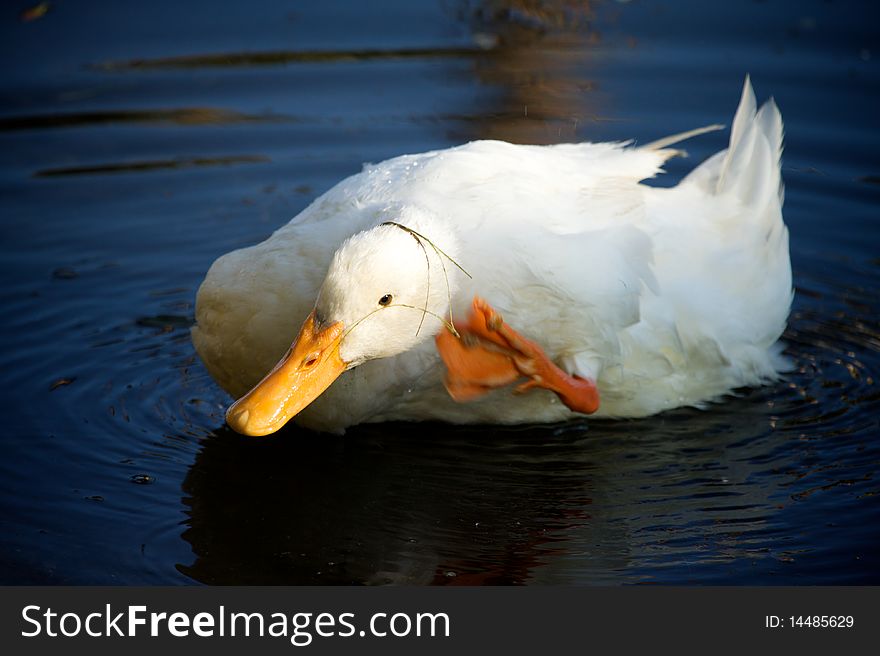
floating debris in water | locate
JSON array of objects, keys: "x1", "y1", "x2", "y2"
[
  {"x1": 130, "y1": 474, "x2": 154, "y2": 485},
  {"x1": 20, "y1": 2, "x2": 50, "y2": 22},
  {"x1": 51, "y1": 267, "x2": 78, "y2": 280},
  {"x1": 49, "y1": 377, "x2": 76, "y2": 391}
]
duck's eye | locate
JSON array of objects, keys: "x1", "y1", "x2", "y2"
[{"x1": 378, "y1": 294, "x2": 393, "y2": 307}]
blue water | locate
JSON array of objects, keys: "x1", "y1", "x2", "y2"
[{"x1": 0, "y1": 0, "x2": 878, "y2": 584}]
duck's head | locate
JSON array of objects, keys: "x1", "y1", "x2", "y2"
[{"x1": 226, "y1": 217, "x2": 460, "y2": 436}]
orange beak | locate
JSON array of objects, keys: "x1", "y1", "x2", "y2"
[{"x1": 225, "y1": 310, "x2": 345, "y2": 436}]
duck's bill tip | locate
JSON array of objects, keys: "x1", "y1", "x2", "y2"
[{"x1": 225, "y1": 311, "x2": 345, "y2": 436}]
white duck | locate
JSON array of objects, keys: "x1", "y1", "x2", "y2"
[{"x1": 193, "y1": 77, "x2": 791, "y2": 435}]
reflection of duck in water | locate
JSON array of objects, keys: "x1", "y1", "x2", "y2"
[
  {"x1": 176, "y1": 396, "x2": 793, "y2": 585},
  {"x1": 193, "y1": 78, "x2": 791, "y2": 435},
  {"x1": 176, "y1": 425, "x2": 599, "y2": 585}
]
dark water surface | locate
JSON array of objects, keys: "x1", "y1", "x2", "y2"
[{"x1": 1, "y1": 0, "x2": 878, "y2": 584}]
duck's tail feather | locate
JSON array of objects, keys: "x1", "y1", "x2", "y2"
[
  {"x1": 642, "y1": 123, "x2": 725, "y2": 154},
  {"x1": 682, "y1": 75, "x2": 785, "y2": 208},
  {"x1": 679, "y1": 75, "x2": 792, "y2": 351}
]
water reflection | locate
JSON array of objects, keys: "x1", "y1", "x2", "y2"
[
  {"x1": 177, "y1": 365, "x2": 877, "y2": 585},
  {"x1": 85, "y1": 1, "x2": 601, "y2": 146},
  {"x1": 0, "y1": 108, "x2": 287, "y2": 131},
  {"x1": 34, "y1": 154, "x2": 270, "y2": 178},
  {"x1": 94, "y1": 46, "x2": 487, "y2": 71},
  {"x1": 461, "y1": 0, "x2": 599, "y2": 143},
  {"x1": 178, "y1": 422, "x2": 602, "y2": 585}
]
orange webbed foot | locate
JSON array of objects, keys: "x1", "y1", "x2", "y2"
[
  {"x1": 435, "y1": 297, "x2": 600, "y2": 414},
  {"x1": 435, "y1": 320, "x2": 520, "y2": 402}
]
